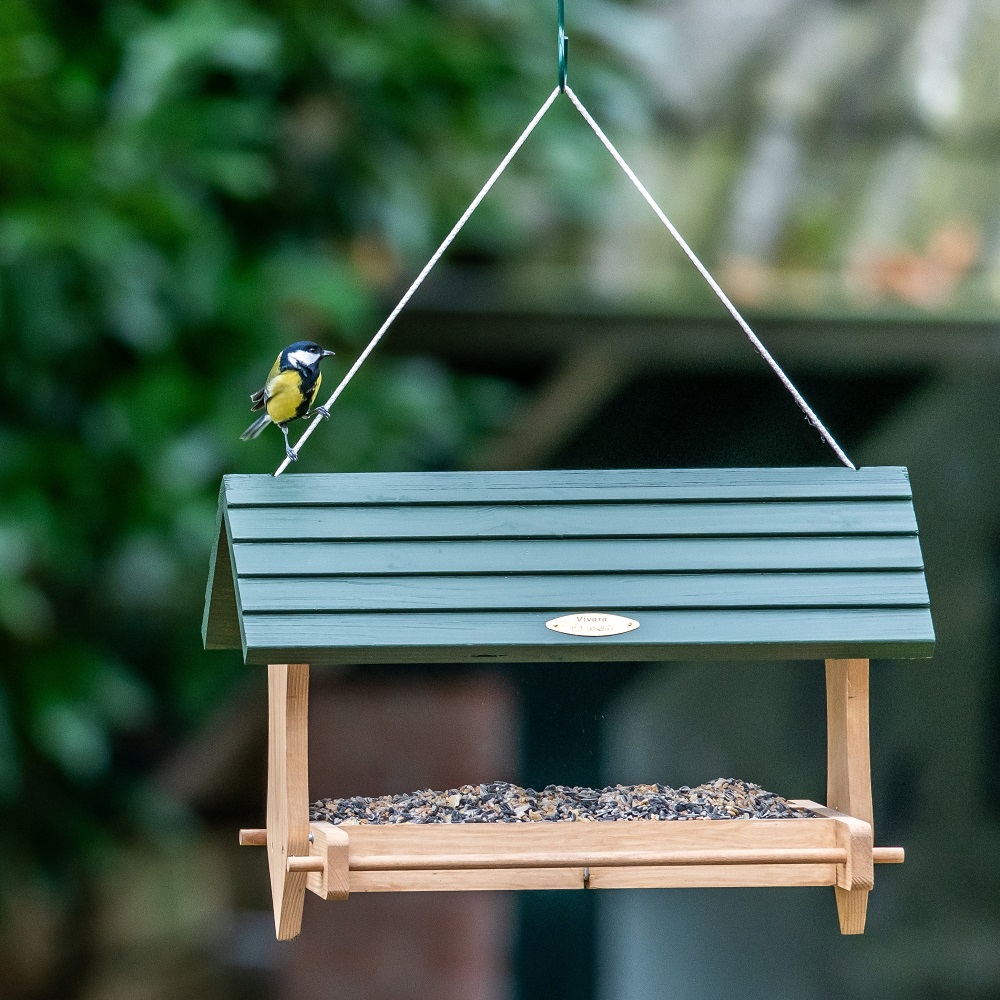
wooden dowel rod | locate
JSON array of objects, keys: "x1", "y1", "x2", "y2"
[
  {"x1": 873, "y1": 847, "x2": 904, "y2": 864},
  {"x1": 287, "y1": 856, "x2": 326, "y2": 873},
  {"x1": 239, "y1": 829, "x2": 267, "y2": 846},
  {"x1": 349, "y1": 847, "x2": 848, "y2": 872},
  {"x1": 269, "y1": 837, "x2": 900, "y2": 867}
]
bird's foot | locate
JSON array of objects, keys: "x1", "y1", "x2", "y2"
[
  {"x1": 312, "y1": 405, "x2": 330, "y2": 420},
  {"x1": 285, "y1": 444, "x2": 299, "y2": 461}
]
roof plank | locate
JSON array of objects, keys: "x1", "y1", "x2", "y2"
[
  {"x1": 232, "y1": 535, "x2": 925, "y2": 577},
  {"x1": 238, "y1": 571, "x2": 929, "y2": 613},
  {"x1": 223, "y1": 467, "x2": 912, "y2": 507},
  {"x1": 227, "y1": 500, "x2": 918, "y2": 543},
  {"x1": 240, "y1": 607, "x2": 935, "y2": 665}
]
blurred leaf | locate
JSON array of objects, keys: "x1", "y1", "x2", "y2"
[
  {"x1": 31, "y1": 702, "x2": 111, "y2": 783},
  {"x1": 110, "y1": 0, "x2": 280, "y2": 122}
]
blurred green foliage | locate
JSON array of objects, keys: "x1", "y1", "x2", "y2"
[{"x1": 0, "y1": 0, "x2": 641, "y2": 972}]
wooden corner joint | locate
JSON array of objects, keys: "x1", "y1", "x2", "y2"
[
  {"x1": 786, "y1": 802, "x2": 875, "y2": 890},
  {"x1": 833, "y1": 814, "x2": 874, "y2": 891},
  {"x1": 303, "y1": 821, "x2": 350, "y2": 901}
]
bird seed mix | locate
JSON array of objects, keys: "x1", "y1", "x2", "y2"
[{"x1": 310, "y1": 778, "x2": 815, "y2": 825}]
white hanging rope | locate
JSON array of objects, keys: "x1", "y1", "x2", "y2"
[
  {"x1": 274, "y1": 87, "x2": 561, "y2": 475},
  {"x1": 563, "y1": 85, "x2": 855, "y2": 471},
  {"x1": 275, "y1": 84, "x2": 855, "y2": 475}
]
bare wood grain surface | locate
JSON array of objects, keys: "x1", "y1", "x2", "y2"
[
  {"x1": 266, "y1": 663, "x2": 310, "y2": 941},
  {"x1": 586, "y1": 863, "x2": 837, "y2": 890},
  {"x1": 826, "y1": 658, "x2": 874, "y2": 933},
  {"x1": 337, "y1": 816, "x2": 838, "y2": 859},
  {"x1": 349, "y1": 868, "x2": 585, "y2": 892}
]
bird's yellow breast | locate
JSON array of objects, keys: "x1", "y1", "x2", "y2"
[{"x1": 264, "y1": 369, "x2": 321, "y2": 424}]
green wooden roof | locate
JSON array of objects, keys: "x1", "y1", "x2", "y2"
[{"x1": 202, "y1": 467, "x2": 934, "y2": 665}]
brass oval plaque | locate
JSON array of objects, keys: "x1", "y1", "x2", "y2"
[{"x1": 545, "y1": 613, "x2": 640, "y2": 637}]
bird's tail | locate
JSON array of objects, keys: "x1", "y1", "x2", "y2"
[{"x1": 241, "y1": 413, "x2": 272, "y2": 441}]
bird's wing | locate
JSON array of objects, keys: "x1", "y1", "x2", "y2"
[
  {"x1": 249, "y1": 354, "x2": 284, "y2": 411},
  {"x1": 308, "y1": 371, "x2": 323, "y2": 409},
  {"x1": 264, "y1": 368, "x2": 308, "y2": 424}
]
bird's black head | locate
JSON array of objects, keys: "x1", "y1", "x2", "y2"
[{"x1": 281, "y1": 341, "x2": 336, "y2": 371}]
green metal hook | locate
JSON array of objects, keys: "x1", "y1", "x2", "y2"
[{"x1": 557, "y1": 0, "x2": 568, "y2": 91}]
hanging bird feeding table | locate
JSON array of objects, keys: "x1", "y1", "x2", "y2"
[
  {"x1": 206, "y1": 0, "x2": 933, "y2": 943},
  {"x1": 203, "y1": 466, "x2": 932, "y2": 939}
]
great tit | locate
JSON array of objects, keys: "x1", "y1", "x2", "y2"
[{"x1": 240, "y1": 341, "x2": 336, "y2": 460}]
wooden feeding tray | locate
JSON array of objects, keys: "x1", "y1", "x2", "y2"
[{"x1": 203, "y1": 467, "x2": 933, "y2": 940}]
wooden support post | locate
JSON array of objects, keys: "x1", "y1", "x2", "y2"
[
  {"x1": 826, "y1": 658, "x2": 873, "y2": 934},
  {"x1": 267, "y1": 663, "x2": 310, "y2": 941}
]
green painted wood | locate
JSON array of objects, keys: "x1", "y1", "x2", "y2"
[
  {"x1": 237, "y1": 571, "x2": 930, "y2": 613},
  {"x1": 203, "y1": 467, "x2": 935, "y2": 663},
  {"x1": 232, "y1": 535, "x2": 925, "y2": 577},
  {"x1": 223, "y1": 466, "x2": 914, "y2": 506},
  {"x1": 226, "y1": 500, "x2": 918, "y2": 542},
  {"x1": 239, "y1": 607, "x2": 935, "y2": 665},
  {"x1": 202, "y1": 518, "x2": 241, "y2": 649}
]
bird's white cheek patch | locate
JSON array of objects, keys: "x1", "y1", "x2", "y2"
[{"x1": 288, "y1": 349, "x2": 321, "y2": 368}]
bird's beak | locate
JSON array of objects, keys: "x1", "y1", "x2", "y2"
[{"x1": 322, "y1": 349, "x2": 336, "y2": 357}]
